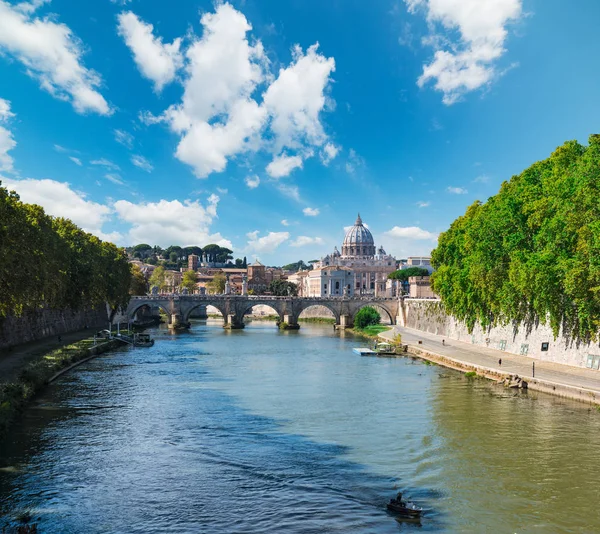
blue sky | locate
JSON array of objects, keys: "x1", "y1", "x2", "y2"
[{"x1": 1, "y1": 0, "x2": 600, "y2": 265}]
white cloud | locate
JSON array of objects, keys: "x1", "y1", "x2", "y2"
[
  {"x1": 143, "y1": 3, "x2": 336, "y2": 179},
  {"x1": 290, "y1": 235, "x2": 324, "y2": 247},
  {"x1": 53, "y1": 144, "x2": 68, "y2": 153},
  {"x1": 447, "y1": 186, "x2": 468, "y2": 194},
  {"x1": 90, "y1": 158, "x2": 120, "y2": 171},
  {"x1": 114, "y1": 129, "x2": 134, "y2": 149},
  {"x1": 345, "y1": 148, "x2": 364, "y2": 174},
  {"x1": 263, "y1": 43, "x2": 335, "y2": 153},
  {"x1": 407, "y1": 0, "x2": 522, "y2": 104},
  {"x1": 303, "y1": 207, "x2": 319, "y2": 217},
  {"x1": 276, "y1": 183, "x2": 300, "y2": 202},
  {"x1": 384, "y1": 226, "x2": 438, "y2": 240},
  {"x1": 473, "y1": 174, "x2": 490, "y2": 183},
  {"x1": 131, "y1": 154, "x2": 153, "y2": 172},
  {"x1": 245, "y1": 230, "x2": 289, "y2": 254},
  {"x1": 0, "y1": 98, "x2": 16, "y2": 173},
  {"x1": 320, "y1": 142, "x2": 339, "y2": 165},
  {"x1": 266, "y1": 153, "x2": 303, "y2": 178},
  {"x1": 245, "y1": 175, "x2": 260, "y2": 189},
  {"x1": 0, "y1": 1, "x2": 111, "y2": 115},
  {"x1": 1, "y1": 177, "x2": 119, "y2": 241},
  {"x1": 281, "y1": 219, "x2": 289, "y2": 226},
  {"x1": 416, "y1": 201, "x2": 430, "y2": 208},
  {"x1": 105, "y1": 173, "x2": 124, "y2": 185},
  {"x1": 117, "y1": 11, "x2": 183, "y2": 92},
  {"x1": 216, "y1": 187, "x2": 228, "y2": 194},
  {"x1": 114, "y1": 195, "x2": 231, "y2": 248},
  {"x1": 69, "y1": 156, "x2": 82, "y2": 166}
]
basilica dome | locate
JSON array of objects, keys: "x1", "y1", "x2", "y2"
[{"x1": 342, "y1": 214, "x2": 376, "y2": 257}]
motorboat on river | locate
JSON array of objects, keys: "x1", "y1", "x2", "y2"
[
  {"x1": 387, "y1": 492, "x2": 423, "y2": 519},
  {"x1": 133, "y1": 333, "x2": 155, "y2": 347}
]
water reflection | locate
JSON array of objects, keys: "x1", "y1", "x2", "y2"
[{"x1": 0, "y1": 321, "x2": 598, "y2": 533}]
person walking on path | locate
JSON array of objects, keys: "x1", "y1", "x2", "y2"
[
  {"x1": 442, "y1": 339, "x2": 445, "y2": 346},
  {"x1": 498, "y1": 358, "x2": 502, "y2": 367}
]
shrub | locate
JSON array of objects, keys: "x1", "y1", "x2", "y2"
[{"x1": 354, "y1": 306, "x2": 381, "y2": 328}]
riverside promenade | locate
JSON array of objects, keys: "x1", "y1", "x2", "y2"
[{"x1": 379, "y1": 325, "x2": 600, "y2": 404}]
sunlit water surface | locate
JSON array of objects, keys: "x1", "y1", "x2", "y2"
[{"x1": 1, "y1": 321, "x2": 600, "y2": 533}]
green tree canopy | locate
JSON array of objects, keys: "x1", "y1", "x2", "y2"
[
  {"x1": 207, "y1": 273, "x2": 226, "y2": 294},
  {"x1": 129, "y1": 264, "x2": 147, "y2": 296},
  {"x1": 354, "y1": 306, "x2": 381, "y2": 328},
  {"x1": 148, "y1": 266, "x2": 167, "y2": 292},
  {"x1": 282, "y1": 260, "x2": 310, "y2": 272},
  {"x1": 268, "y1": 280, "x2": 298, "y2": 296},
  {"x1": 387, "y1": 267, "x2": 430, "y2": 281},
  {"x1": 181, "y1": 270, "x2": 198, "y2": 292},
  {"x1": 431, "y1": 135, "x2": 600, "y2": 342}
]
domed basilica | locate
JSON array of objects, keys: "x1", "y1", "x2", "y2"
[{"x1": 314, "y1": 214, "x2": 397, "y2": 295}]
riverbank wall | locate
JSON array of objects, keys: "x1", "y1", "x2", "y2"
[
  {"x1": 0, "y1": 338, "x2": 121, "y2": 440},
  {"x1": 0, "y1": 306, "x2": 109, "y2": 351},
  {"x1": 399, "y1": 299, "x2": 599, "y2": 370}
]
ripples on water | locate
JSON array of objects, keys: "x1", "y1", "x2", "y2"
[{"x1": 1, "y1": 321, "x2": 600, "y2": 533}]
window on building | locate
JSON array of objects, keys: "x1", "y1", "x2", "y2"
[{"x1": 335, "y1": 281, "x2": 340, "y2": 290}]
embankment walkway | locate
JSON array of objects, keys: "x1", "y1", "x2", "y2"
[{"x1": 379, "y1": 326, "x2": 600, "y2": 404}]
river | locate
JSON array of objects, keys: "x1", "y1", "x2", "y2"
[{"x1": 1, "y1": 321, "x2": 600, "y2": 533}]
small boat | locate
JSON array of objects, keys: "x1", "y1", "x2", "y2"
[
  {"x1": 133, "y1": 333, "x2": 155, "y2": 347},
  {"x1": 387, "y1": 493, "x2": 423, "y2": 519},
  {"x1": 374, "y1": 342, "x2": 397, "y2": 355},
  {"x1": 353, "y1": 347, "x2": 376, "y2": 355}
]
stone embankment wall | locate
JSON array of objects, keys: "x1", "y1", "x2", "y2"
[
  {"x1": 0, "y1": 306, "x2": 108, "y2": 350},
  {"x1": 400, "y1": 299, "x2": 600, "y2": 369}
]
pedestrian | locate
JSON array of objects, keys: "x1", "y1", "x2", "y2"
[
  {"x1": 498, "y1": 358, "x2": 502, "y2": 366},
  {"x1": 442, "y1": 339, "x2": 445, "y2": 346}
]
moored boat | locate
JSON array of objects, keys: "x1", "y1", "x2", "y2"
[
  {"x1": 386, "y1": 493, "x2": 423, "y2": 519},
  {"x1": 133, "y1": 333, "x2": 155, "y2": 347}
]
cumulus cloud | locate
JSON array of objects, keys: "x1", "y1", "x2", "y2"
[
  {"x1": 0, "y1": 1, "x2": 111, "y2": 115},
  {"x1": 117, "y1": 11, "x2": 183, "y2": 92},
  {"x1": 1, "y1": 177, "x2": 119, "y2": 241},
  {"x1": 416, "y1": 200, "x2": 430, "y2": 208},
  {"x1": 281, "y1": 219, "x2": 290, "y2": 226},
  {"x1": 114, "y1": 195, "x2": 231, "y2": 247},
  {"x1": 303, "y1": 207, "x2": 319, "y2": 216},
  {"x1": 447, "y1": 186, "x2": 468, "y2": 194},
  {"x1": 0, "y1": 98, "x2": 16, "y2": 173},
  {"x1": 290, "y1": 235, "x2": 324, "y2": 247},
  {"x1": 406, "y1": 0, "x2": 523, "y2": 104},
  {"x1": 114, "y1": 129, "x2": 134, "y2": 149},
  {"x1": 245, "y1": 230, "x2": 289, "y2": 254},
  {"x1": 131, "y1": 154, "x2": 153, "y2": 172},
  {"x1": 69, "y1": 156, "x2": 82, "y2": 166},
  {"x1": 140, "y1": 3, "x2": 336, "y2": 179},
  {"x1": 277, "y1": 183, "x2": 301, "y2": 202},
  {"x1": 320, "y1": 142, "x2": 339, "y2": 165},
  {"x1": 245, "y1": 175, "x2": 260, "y2": 189},
  {"x1": 384, "y1": 226, "x2": 438, "y2": 240},
  {"x1": 90, "y1": 158, "x2": 120, "y2": 171},
  {"x1": 266, "y1": 153, "x2": 303, "y2": 178}
]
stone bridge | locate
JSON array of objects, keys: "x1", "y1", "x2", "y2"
[{"x1": 125, "y1": 295, "x2": 402, "y2": 329}]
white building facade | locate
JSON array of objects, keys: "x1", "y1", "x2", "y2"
[{"x1": 314, "y1": 214, "x2": 397, "y2": 296}]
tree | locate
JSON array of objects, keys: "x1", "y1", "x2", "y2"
[
  {"x1": 163, "y1": 245, "x2": 182, "y2": 260},
  {"x1": 387, "y1": 267, "x2": 430, "y2": 281},
  {"x1": 354, "y1": 306, "x2": 381, "y2": 328},
  {"x1": 149, "y1": 266, "x2": 167, "y2": 292},
  {"x1": 243, "y1": 256, "x2": 247, "y2": 268},
  {"x1": 169, "y1": 252, "x2": 178, "y2": 263},
  {"x1": 268, "y1": 280, "x2": 298, "y2": 296},
  {"x1": 181, "y1": 270, "x2": 197, "y2": 292},
  {"x1": 133, "y1": 243, "x2": 153, "y2": 259},
  {"x1": 431, "y1": 135, "x2": 600, "y2": 343},
  {"x1": 129, "y1": 264, "x2": 147, "y2": 295},
  {"x1": 235, "y1": 258, "x2": 244, "y2": 268},
  {"x1": 282, "y1": 260, "x2": 310, "y2": 272},
  {"x1": 207, "y1": 273, "x2": 226, "y2": 294}
]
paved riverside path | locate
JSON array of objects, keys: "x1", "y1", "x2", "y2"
[
  {"x1": 379, "y1": 326, "x2": 600, "y2": 394},
  {"x1": 0, "y1": 327, "x2": 99, "y2": 383}
]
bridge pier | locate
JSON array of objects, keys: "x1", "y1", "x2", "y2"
[
  {"x1": 224, "y1": 314, "x2": 245, "y2": 330},
  {"x1": 336, "y1": 314, "x2": 353, "y2": 330},
  {"x1": 281, "y1": 314, "x2": 300, "y2": 330}
]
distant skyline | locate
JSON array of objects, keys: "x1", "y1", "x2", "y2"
[{"x1": 1, "y1": 0, "x2": 600, "y2": 264}]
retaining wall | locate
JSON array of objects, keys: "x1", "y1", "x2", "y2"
[
  {"x1": 401, "y1": 299, "x2": 600, "y2": 369},
  {"x1": 0, "y1": 306, "x2": 109, "y2": 350}
]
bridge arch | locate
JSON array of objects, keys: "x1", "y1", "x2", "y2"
[
  {"x1": 241, "y1": 301, "x2": 284, "y2": 322},
  {"x1": 129, "y1": 302, "x2": 171, "y2": 322},
  {"x1": 352, "y1": 302, "x2": 395, "y2": 325},
  {"x1": 295, "y1": 301, "x2": 340, "y2": 324},
  {"x1": 297, "y1": 303, "x2": 337, "y2": 322},
  {"x1": 182, "y1": 302, "x2": 227, "y2": 323}
]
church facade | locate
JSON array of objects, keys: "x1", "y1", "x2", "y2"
[{"x1": 313, "y1": 214, "x2": 397, "y2": 296}]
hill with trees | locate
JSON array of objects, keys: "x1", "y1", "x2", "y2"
[{"x1": 431, "y1": 135, "x2": 600, "y2": 342}]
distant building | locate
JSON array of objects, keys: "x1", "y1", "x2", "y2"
[
  {"x1": 188, "y1": 254, "x2": 199, "y2": 271},
  {"x1": 409, "y1": 276, "x2": 437, "y2": 298},
  {"x1": 314, "y1": 214, "x2": 396, "y2": 296},
  {"x1": 290, "y1": 266, "x2": 354, "y2": 297},
  {"x1": 403, "y1": 256, "x2": 433, "y2": 273},
  {"x1": 247, "y1": 260, "x2": 268, "y2": 293}
]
